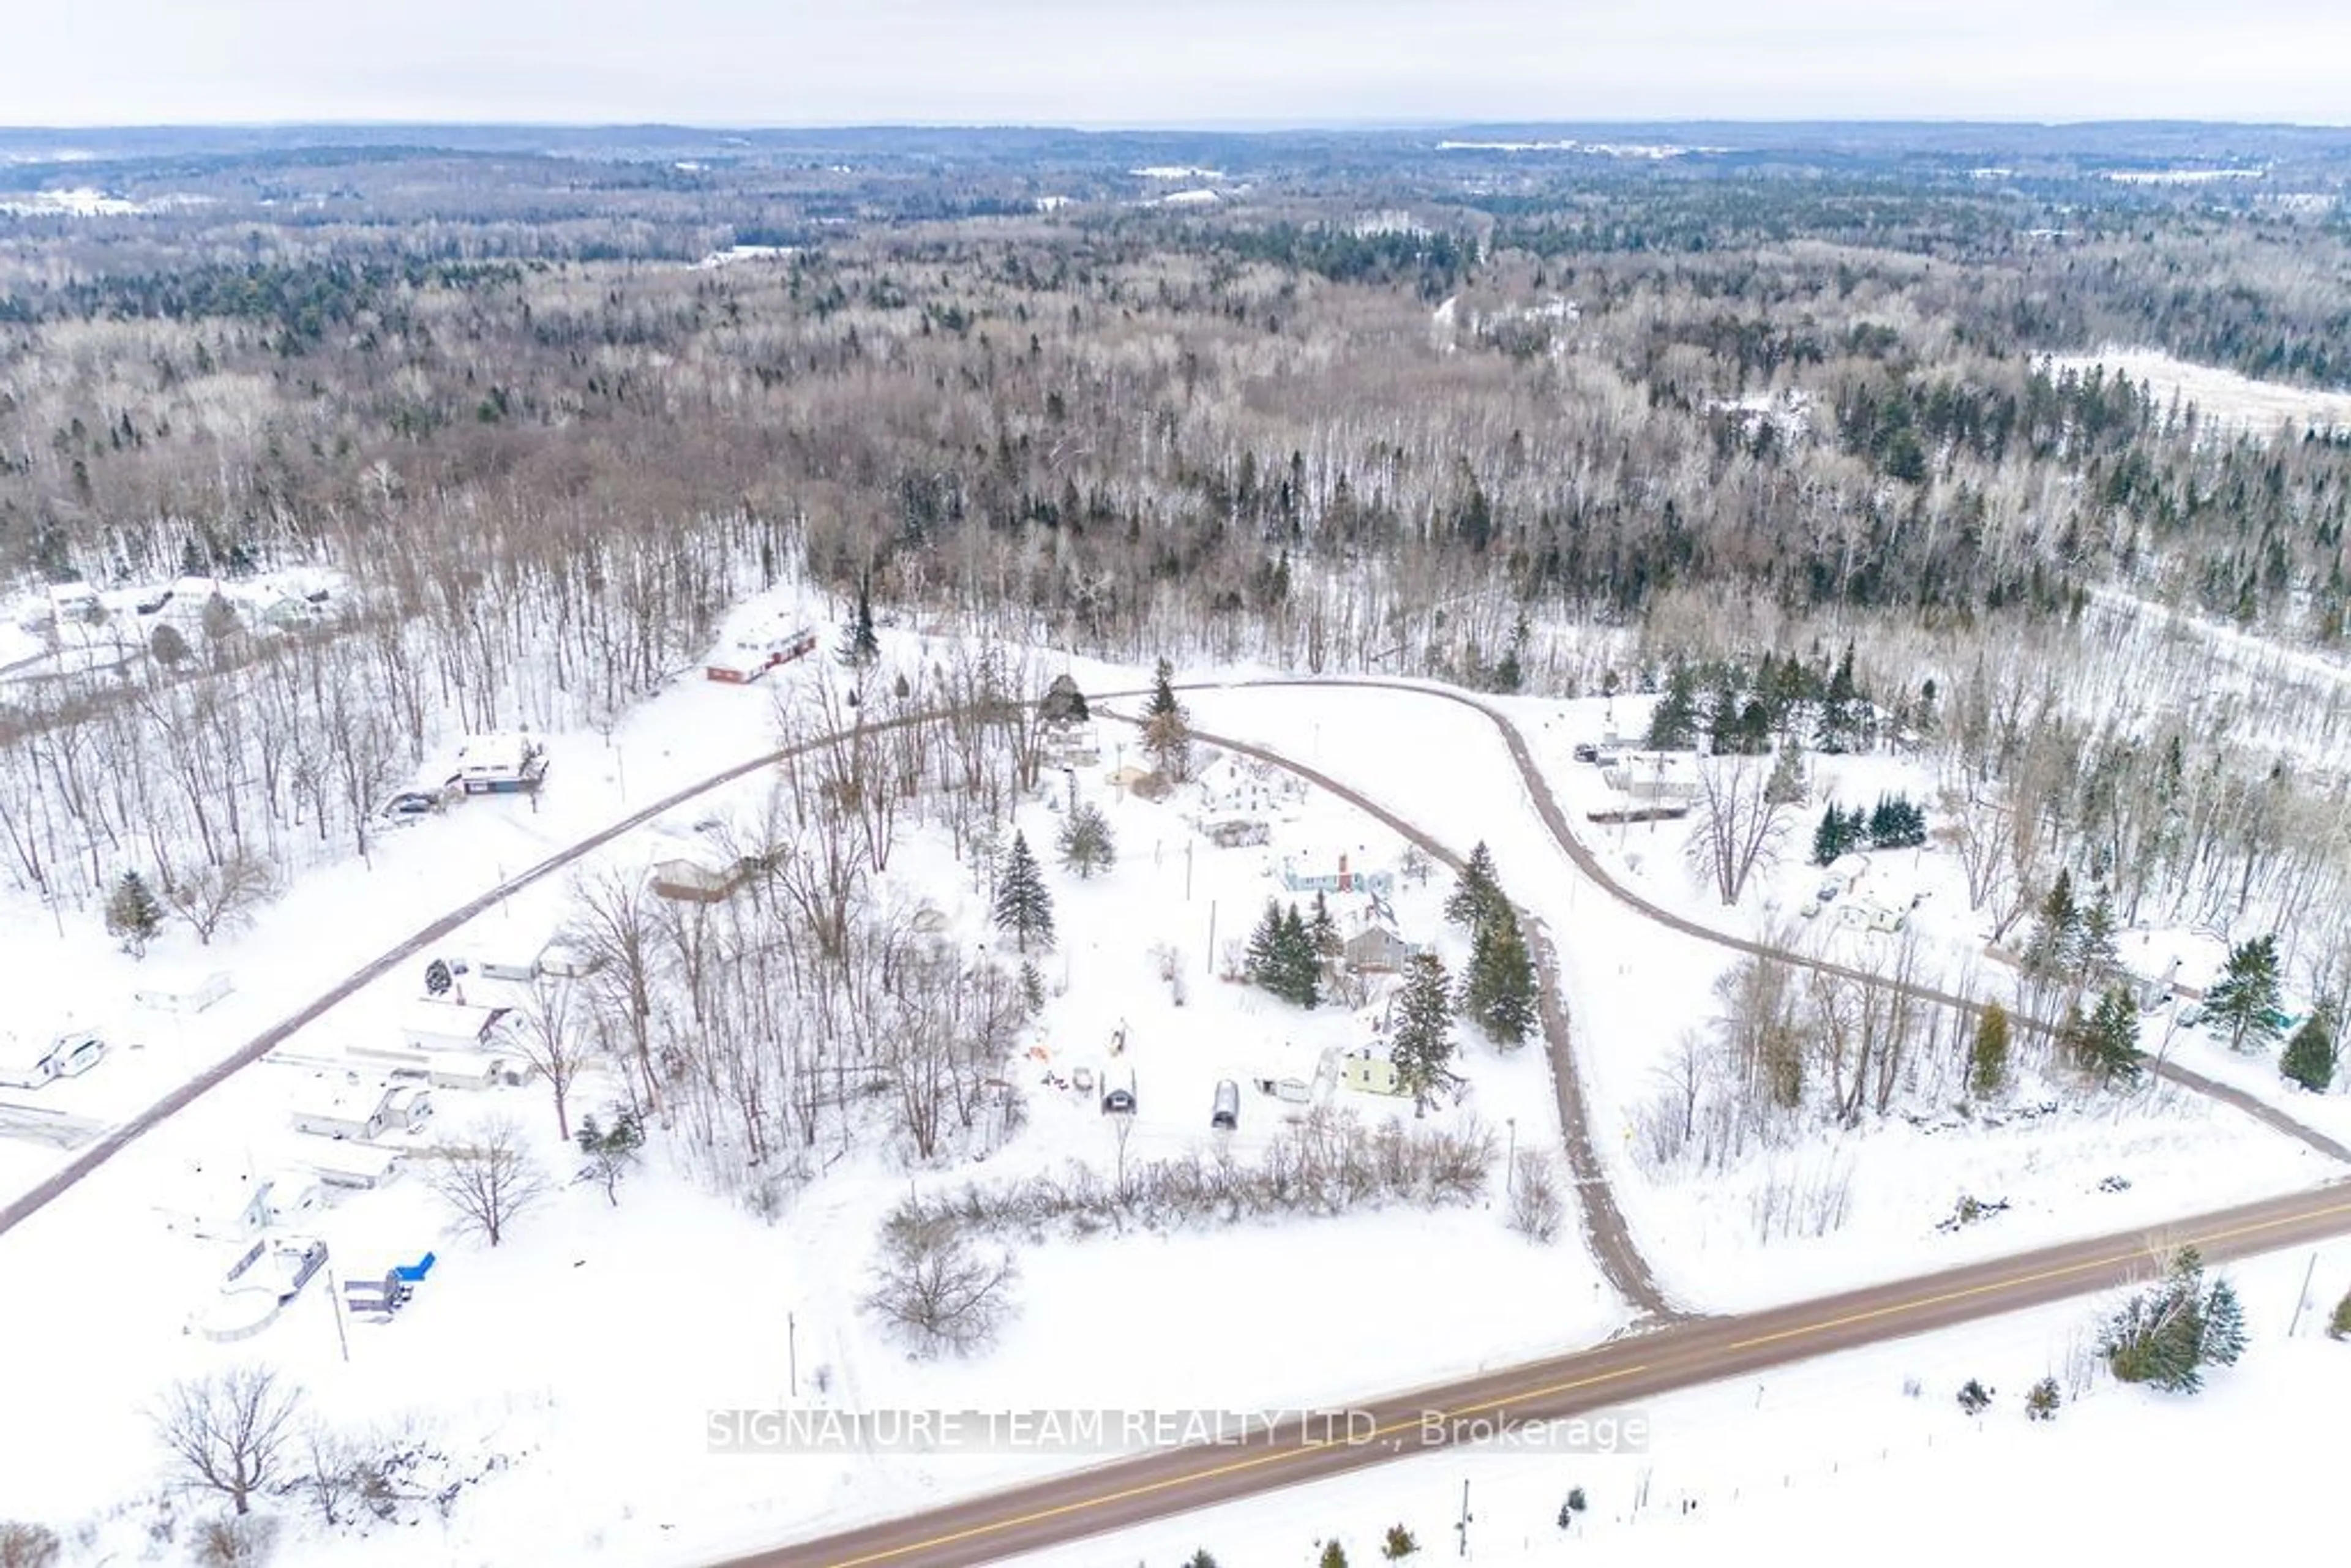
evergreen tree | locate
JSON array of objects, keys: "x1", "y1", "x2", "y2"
[
  {"x1": 2072, "y1": 894, "x2": 2120, "y2": 988},
  {"x1": 1812, "y1": 803, "x2": 1865, "y2": 866},
  {"x1": 1318, "y1": 1544, "x2": 1349, "y2": 1568},
  {"x1": 1956, "y1": 1379, "x2": 1992, "y2": 1416},
  {"x1": 1646, "y1": 663, "x2": 1700, "y2": 750},
  {"x1": 1308, "y1": 892, "x2": 1342, "y2": 961},
  {"x1": 1816, "y1": 642, "x2": 1859, "y2": 752},
  {"x1": 2024, "y1": 1377, "x2": 2061, "y2": 1422},
  {"x1": 1969, "y1": 1002, "x2": 2011, "y2": 1099},
  {"x1": 1277, "y1": 903, "x2": 1321, "y2": 1008},
  {"x1": 1019, "y1": 961, "x2": 1044, "y2": 1015},
  {"x1": 1145, "y1": 656, "x2": 1182, "y2": 724},
  {"x1": 2328, "y1": 1288, "x2": 2351, "y2": 1341},
  {"x1": 2069, "y1": 985, "x2": 2145, "y2": 1087},
  {"x1": 1141, "y1": 658, "x2": 1193, "y2": 781},
  {"x1": 1390, "y1": 953, "x2": 1459, "y2": 1111},
  {"x1": 1245, "y1": 900, "x2": 1285, "y2": 991},
  {"x1": 2102, "y1": 1247, "x2": 2245, "y2": 1394},
  {"x1": 1444, "y1": 841, "x2": 1505, "y2": 929},
  {"x1": 1460, "y1": 906, "x2": 1539, "y2": 1046},
  {"x1": 1763, "y1": 741, "x2": 1807, "y2": 806},
  {"x1": 103, "y1": 869, "x2": 163, "y2": 958},
  {"x1": 1056, "y1": 800, "x2": 1117, "y2": 879},
  {"x1": 1185, "y1": 1554, "x2": 1219, "y2": 1568},
  {"x1": 1381, "y1": 1525, "x2": 1419, "y2": 1560},
  {"x1": 2204, "y1": 934, "x2": 2285, "y2": 1054},
  {"x1": 991, "y1": 831, "x2": 1055, "y2": 953},
  {"x1": 2280, "y1": 1010, "x2": 2339, "y2": 1093},
  {"x1": 838, "y1": 572, "x2": 880, "y2": 667},
  {"x1": 574, "y1": 1108, "x2": 645, "y2": 1206},
  {"x1": 1245, "y1": 901, "x2": 1319, "y2": 1007},
  {"x1": 2021, "y1": 869, "x2": 2080, "y2": 981}
]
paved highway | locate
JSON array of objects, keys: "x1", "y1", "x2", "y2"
[{"x1": 730, "y1": 1178, "x2": 2351, "y2": 1568}]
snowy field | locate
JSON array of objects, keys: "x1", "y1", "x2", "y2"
[
  {"x1": 1000, "y1": 1240, "x2": 2351, "y2": 1568},
  {"x1": 2046, "y1": 347, "x2": 2351, "y2": 435}
]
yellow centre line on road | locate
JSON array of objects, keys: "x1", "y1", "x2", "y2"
[
  {"x1": 818, "y1": 1191, "x2": 2351, "y2": 1567},
  {"x1": 1726, "y1": 1195, "x2": 2351, "y2": 1353}
]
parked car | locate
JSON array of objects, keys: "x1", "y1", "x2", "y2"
[
  {"x1": 1211, "y1": 1079, "x2": 1240, "y2": 1130},
  {"x1": 1101, "y1": 1070, "x2": 1137, "y2": 1116},
  {"x1": 1572, "y1": 743, "x2": 1600, "y2": 763},
  {"x1": 380, "y1": 789, "x2": 443, "y2": 824}
]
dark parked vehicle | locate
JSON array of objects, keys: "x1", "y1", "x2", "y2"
[
  {"x1": 1572, "y1": 743, "x2": 1600, "y2": 763},
  {"x1": 380, "y1": 789, "x2": 443, "y2": 824},
  {"x1": 1101, "y1": 1069, "x2": 1137, "y2": 1115}
]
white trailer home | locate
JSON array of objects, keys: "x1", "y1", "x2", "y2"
[
  {"x1": 291, "y1": 1080, "x2": 433, "y2": 1142},
  {"x1": 348, "y1": 1042, "x2": 533, "y2": 1090},
  {"x1": 400, "y1": 999, "x2": 515, "y2": 1054},
  {"x1": 0, "y1": 1030, "x2": 107, "y2": 1090},
  {"x1": 131, "y1": 969, "x2": 233, "y2": 1015}
]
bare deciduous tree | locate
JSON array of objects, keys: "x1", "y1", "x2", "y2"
[
  {"x1": 864, "y1": 1215, "x2": 1020, "y2": 1357},
  {"x1": 163, "y1": 849, "x2": 279, "y2": 946},
  {"x1": 509, "y1": 972, "x2": 589, "y2": 1141},
  {"x1": 421, "y1": 1116, "x2": 552, "y2": 1247},
  {"x1": 1686, "y1": 752, "x2": 1789, "y2": 906},
  {"x1": 149, "y1": 1367, "x2": 306, "y2": 1518}
]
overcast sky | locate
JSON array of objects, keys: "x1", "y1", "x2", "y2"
[{"x1": 7, "y1": 0, "x2": 2349, "y2": 127}]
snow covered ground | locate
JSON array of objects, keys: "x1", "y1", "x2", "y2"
[
  {"x1": 1184, "y1": 681, "x2": 2333, "y2": 1311},
  {"x1": 1000, "y1": 1240, "x2": 2351, "y2": 1568},
  {"x1": 0, "y1": 651, "x2": 1630, "y2": 1567},
  {"x1": 2046, "y1": 347, "x2": 2351, "y2": 435},
  {"x1": 3, "y1": 651, "x2": 2342, "y2": 1566}
]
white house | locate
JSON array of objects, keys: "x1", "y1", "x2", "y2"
[{"x1": 157, "y1": 1165, "x2": 323, "y2": 1240}]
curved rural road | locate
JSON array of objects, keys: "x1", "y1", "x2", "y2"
[
  {"x1": 727, "y1": 1178, "x2": 2351, "y2": 1568},
  {"x1": 0, "y1": 695, "x2": 1103, "y2": 1242},
  {"x1": 1151, "y1": 713, "x2": 1675, "y2": 1320},
  {"x1": 1216, "y1": 678, "x2": 2351, "y2": 1166}
]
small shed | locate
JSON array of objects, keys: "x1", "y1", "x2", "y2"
[{"x1": 132, "y1": 969, "x2": 234, "y2": 1015}]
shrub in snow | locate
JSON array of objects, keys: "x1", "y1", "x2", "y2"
[
  {"x1": 2328, "y1": 1288, "x2": 2351, "y2": 1341},
  {"x1": 1382, "y1": 1524, "x2": 1419, "y2": 1559},
  {"x1": 2025, "y1": 1376, "x2": 2062, "y2": 1421},
  {"x1": 194, "y1": 1514, "x2": 279, "y2": 1567},
  {"x1": 1506, "y1": 1151, "x2": 1564, "y2": 1244},
  {"x1": 0, "y1": 1521, "x2": 61, "y2": 1568},
  {"x1": 1956, "y1": 1379, "x2": 1992, "y2": 1416},
  {"x1": 1318, "y1": 1542, "x2": 1349, "y2": 1568},
  {"x1": 1184, "y1": 1553, "x2": 1218, "y2": 1568},
  {"x1": 1557, "y1": 1487, "x2": 1588, "y2": 1528}
]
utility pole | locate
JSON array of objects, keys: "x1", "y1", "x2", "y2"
[
  {"x1": 324, "y1": 1270, "x2": 350, "y2": 1364},
  {"x1": 2288, "y1": 1252, "x2": 2319, "y2": 1337},
  {"x1": 1205, "y1": 900, "x2": 1217, "y2": 976},
  {"x1": 1455, "y1": 1478, "x2": 1472, "y2": 1557}
]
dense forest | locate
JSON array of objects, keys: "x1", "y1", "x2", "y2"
[{"x1": 4, "y1": 126, "x2": 2351, "y2": 988}]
